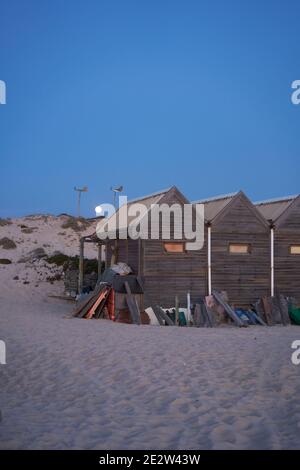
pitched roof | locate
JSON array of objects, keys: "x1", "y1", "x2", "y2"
[
  {"x1": 254, "y1": 195, "x2": 298, "y2": 222},
  {"x1": 193, "y1": 192, "x2": 238, "y2": 222},
  {"x1": 90, "y1": 186, "x2": 187, "y2": 241}
]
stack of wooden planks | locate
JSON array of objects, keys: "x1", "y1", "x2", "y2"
[
  {"x1": 73, "y1": 282, "x2": 142, "y2": 324},
  {"x1": 73, "y1": 284, "x2": 112, "y2": 319},
  {"x1": 193, "y1": 302, "x2": 216, "y2": 327},
  {"x1": 212, "y1": 290, "x2": 247, "y2": 327},
  {"x1": 152, "y1": 291, "x2": 248, "y2": 328}
]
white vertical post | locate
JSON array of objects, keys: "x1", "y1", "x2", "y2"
[
  {"x1": 0, "y1": 340, "x2": 6, "y2": 365},
  {"x1": 208, "y1": 225, "x2": 212, "y2": 295},
  {"x1": 187, "y1": 291, "x2": 191, "y2": 323},
  {"x1": 0, "y1": 80, "x2": 6, "y2": 105},
  {"x1": 271, "y1": 227, "x2": 275, "y2": 297}
]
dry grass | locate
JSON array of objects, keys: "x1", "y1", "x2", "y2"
[
  {"x1": 61, "y1": 216, "x2": 91, "y2": 232},
  {"x1": 0, "y1": 258, "x2": 12, "y2": 264},
  {"x1": 0, "y1": 218, "x2": 12, "y2": 227},
  {"x1": 0, "y1": 237, "x2": 17, "y2": 249}
]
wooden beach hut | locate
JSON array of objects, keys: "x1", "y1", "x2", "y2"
[
  {"x1": 255, "y1": 194, "x2": 300, "y2": 300},
  {"x1": 83, "y1": 186, "x2": 207, "y2": 309},
  {"x1": 194, "y1": 191, "x2": 270, "y2": 305}
]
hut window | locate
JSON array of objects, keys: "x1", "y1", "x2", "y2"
[
  {"x1": 229, "y1": 243, "x2": 251, "y2": 254},
  {"x1": 290, "y1": 245, "x2": 300, "y2": 255},
  {"x1": 163, "y1": 242, "x2": 185, "y2": 253}
]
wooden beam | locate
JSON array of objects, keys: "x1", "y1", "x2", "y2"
[
  {"x1": 262, "y1": 296, "x2": 273, "y2": 326},
  {"x1": 125, "y1": 281, "x2": 141, "y2": 324},
  {"x1": 212, "y1": 290, "x2": 245, "y2": 327},
  {"x1": 97, "y1": 244, "x2": 102, "y2": 281},
  {"x1": 152, "y1": 306, "x2": 164, "y2": 325},
  {"x1": 105, "y1": 241, "x2": 108, "y2": 267},
  {"x1": 156, "y1": 306, "x2": 175, "y2": 326}
]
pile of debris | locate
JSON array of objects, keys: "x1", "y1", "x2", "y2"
[
  {"x1": 73, "y1": 274, "x2": 298, "y2": 328},
  {"x1": 146, "y1": 290, "x2": 263, "y2": 328},
  {"x1": 73, "y1": 263, "x2": 147, "y2": 324},
  {"x1": 146, "y1": 291, "x2": 297, "y2": 328}
]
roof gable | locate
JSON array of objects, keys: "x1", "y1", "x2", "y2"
[
  {"x1": 208, "y1": 191, "x2": 269, "y2": 230},
  {"x1": 193, "y1": 193, "x2": 238, "y2": 222},
  {"x1": 93, "y1": 186, "x2": 189, "y2": 239},
  {"x1": 255, "y1": 195, "x2": 299, "y2": 224},
  {"x1": 273, "y1": 194, "x2": 300, "y2": 229}
]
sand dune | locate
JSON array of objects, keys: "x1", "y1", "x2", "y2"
[
  {"x1": 0, "y1": 214, "x2": 97, "y2": 263},
  {"x1": 1, "y1": 215, "x2": 300, "y2": 449},
  {"x1": 0, "y1": 270, "x2": 300, "y2": 449}
]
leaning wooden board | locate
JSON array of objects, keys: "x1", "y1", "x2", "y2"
[
  {"x1": 261, "y1": 296, "x2": 274, "y2": 326},
  {"x1": 86, "y1": 286, "x2": 111, "y2": 319},
  {"x1": 73, "y1": 285, "x2": 104, "y2": 318},
  {"x1": 251, "y1": 311, "x2": 267, "y2": 326},
  {"x1": 85, "y1": 287, "x2": 111, "y2": 319},
  {"x1": 203, "y1": 303, "x2": 215, "y2": 327},
  {"x1": 157, "y1": 306, "x2": 175, "y2": 326},
  {"x1": 152, "y1": 306, "x2": 164, "y2": 325},
  {"x1": 193, "y1": 304, "x2": 204, "y2": 327},
  {"x1": 212, "y1": 290, "x2": 245, "y2": 327},
  {"x1": 277, "y1": 294, "x2": 291, "y2": 326},
  {"x1": 125, "y1": 281, "x2": 141, "y2": 325}
]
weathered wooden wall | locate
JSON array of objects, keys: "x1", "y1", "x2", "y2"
[
  {"x1": 105, "y1": 238, "x2": 140, "y2": 273},
  {"x1": 210, "y1": 195, "x2": 270, "y2": 305},
  {"x1": 103, "y1": 190, "x2": 300, "y2": 309},
  {"x1": 143, "y1": 236, "x2": 207, "y2": 308},
  {"x1": 274, "y1": 232, "x2": 300, "y2": 300},
  {"x1": 274, "y1": 198, "x2": 300, "y2": 300},
  {"x1": 211, "y1": 232, "x2": 270, "y2": 304},
  {"x1": 141, "y1": 188, "x2": 206, "y2": 307}
]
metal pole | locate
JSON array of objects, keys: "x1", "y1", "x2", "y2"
[
  {"x1": 271, "y1": 227, "x2": 275, "y2": 297},
  {"x1": 74, "y1": 186, "x2": 88, "y2": 218},
  {"x1": 187, "y1": 292, "x2": 191, "y2": 325},
  {"x1": 77, "y1": 191, "x2": 81, "y2": 218},
  {"x1": 207, "y1": 225, "x2": 212, "y2": 295}
]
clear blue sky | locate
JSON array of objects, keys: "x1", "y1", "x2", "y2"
[{"x1": 0, "y1": 0, "x2": 299, "y2": 217}]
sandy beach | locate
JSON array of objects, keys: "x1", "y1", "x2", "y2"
[{"x1": 0, "y1": 261, "x2": 300, "y2": 450}]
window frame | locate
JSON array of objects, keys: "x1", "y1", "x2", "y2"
[
  {"x1": 163, "y1": 241, "x2": 186, "y2": 254},
  {"x1": 289, "y1": 244, "x2": 300, "y2": 255},
  {"x1": 228, "y1": 243, "x2": 252, "y2": 255}
]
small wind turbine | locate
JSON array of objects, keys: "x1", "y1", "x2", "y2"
[
  {"x1": 74, "y1": 186, "x2": 88, "y2": 217},
  {"x1": 110, "y1": 185, "x2": 123, "y2": 209}
]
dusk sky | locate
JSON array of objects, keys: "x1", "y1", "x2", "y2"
[{"x1": 0, "y1": 0, "x2": 299, "y2": 217}]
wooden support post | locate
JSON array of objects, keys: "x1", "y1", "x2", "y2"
[
  {"x1": 78, "y1": 238, "x2": 84, "y2": 294},
  {"x1": 105, "y1": 241, "x2": 108, "y2": 268},
  {"x1": 97, "y1": 244, "x2": 102, "y2": 281}
]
